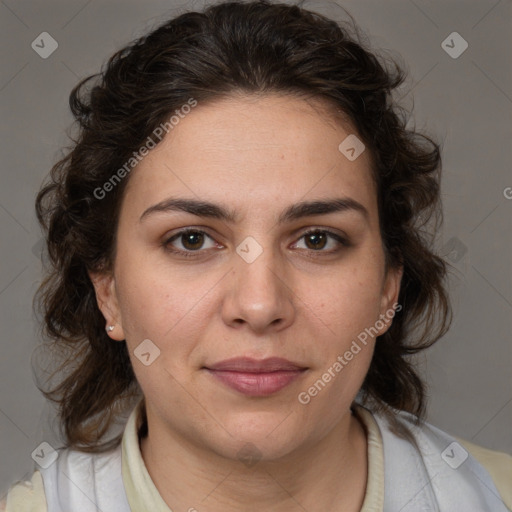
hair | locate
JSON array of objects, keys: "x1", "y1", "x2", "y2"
[{"x1": 34, "y1": 0, "x2": 452, "y2": 452}]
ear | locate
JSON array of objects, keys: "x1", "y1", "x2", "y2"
[
  {"x1": 88, "y1": 270, "x2": 126, "y2": 341},
  {"x1": 377, "y1": 264, "x2": 403, "y2": 336}
]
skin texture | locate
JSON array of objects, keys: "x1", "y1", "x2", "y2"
[{"x1": 90, "y1": 93, "x2": 403, "y2": 511}]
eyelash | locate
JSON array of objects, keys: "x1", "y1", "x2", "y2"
[{"x1": 162, "y1": 228, "x2": 351, "y2": 259}]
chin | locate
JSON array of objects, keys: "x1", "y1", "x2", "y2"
[{"x1": 207, "y1": 412, "x2": 308, "y2": 461}]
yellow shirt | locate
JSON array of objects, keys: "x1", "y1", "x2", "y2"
[{"x1": 4, "y1": 401, "x2": 512, "y2": 511}]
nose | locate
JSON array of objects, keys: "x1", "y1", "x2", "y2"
[{"x1": 221, "y1": 246, "x2": 296, "y2": 335}]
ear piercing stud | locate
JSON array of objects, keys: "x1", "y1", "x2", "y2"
[{"x1": 106, "y1": 325, "x2": 115, "y2": 332}]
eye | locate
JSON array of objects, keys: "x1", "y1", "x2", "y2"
[
  {"x1": 162, "y1": 228, "x2": 350, "y2": 259},
  {"x1": 293, "y1": 229, "x2": 349, "y2": 253},
  {"x1": 163, "y1": 229, "x2": 220, "y2": 257}
]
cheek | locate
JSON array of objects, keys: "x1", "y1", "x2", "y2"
[
  {"x1": 296, "y1": 268, "x2": 382, "y2": 417},
  {"x1": 114, "y1": 253, "x2": 197, "y2": 336},
  {"x1": 115, "y1": 268, "x2": 209, "y2": 399},
  {"x1": 307, "y1": 263, "x2": 384, "y2": 341},
  {"x1": 115, "y1": 260, "x2": 219, "y2": 372}
]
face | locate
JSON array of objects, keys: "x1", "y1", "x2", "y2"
[{"x1": 90, "y1": 93, "x2": 402, "y2": 461}]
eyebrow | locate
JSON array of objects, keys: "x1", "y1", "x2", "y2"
[{"x1": 139, "y1": 197, "x2": 369, "y2": 224}]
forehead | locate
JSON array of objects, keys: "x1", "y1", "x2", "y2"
[{"x1": 121, "y1": 93, "x2": 377, "y2": 223}]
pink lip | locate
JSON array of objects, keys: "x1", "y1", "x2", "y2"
[{"x1": 204, "y1": 357, "x2": 307, "y2": 397}]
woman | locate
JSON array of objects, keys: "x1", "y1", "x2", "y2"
[{"x1": 2, "y1": 1, "x2": 510, "y2": 511}]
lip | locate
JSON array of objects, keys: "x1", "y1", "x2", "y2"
[
  {"x1": 204, "y1": 357, "x2": 308, "y2": 397},
  {"x1": 206, "y1": 357, "x2": 307, "y2": 372}
]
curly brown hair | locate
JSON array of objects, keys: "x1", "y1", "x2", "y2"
[{"x1": 34, "y1": 0, "x2": 452, "y2": 452}]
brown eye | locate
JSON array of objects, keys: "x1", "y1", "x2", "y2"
[
  {"x1": 181, "y1": 231, "x2": 206, "y2": 250},
  {"x1": 294, "y1": 229, "x2": 349, "y2": 253},
  {"x1": 304, "y1": 232, "x2": 328, "y2": 250},
  {"x1": 163, "y1": 229, "x2": 218, "y2": 256}
]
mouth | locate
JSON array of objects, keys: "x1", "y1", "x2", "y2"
[{"x1": 203, "y1": 357, "x2": 308, "y2": 397}]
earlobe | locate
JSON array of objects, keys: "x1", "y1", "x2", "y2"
[
  {"x1": 88, "y1": 271, "x2": 125, "y2": 341},
  {"x1": 383, "y1": 265, "x2": 403, "y2": 307},
  {"x1": 378, "y1": 264, "x2": 404, "y2": 334}
]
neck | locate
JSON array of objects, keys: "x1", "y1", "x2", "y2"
[{"x1": 139, "y1": 406, "x2": 368, "y2": 512}]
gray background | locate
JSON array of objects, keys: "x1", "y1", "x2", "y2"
[{"x1": 1, "y1": 0, "x2": 511, "y2": 498}]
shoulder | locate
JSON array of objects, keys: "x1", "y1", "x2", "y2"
[
  {"x1": 361, "y1": 402, "x2": 512, "y2": 510},
  {"x1": 2, "y1": 443, "x2": 123, "y2": 512},
  {"x1": 456, "y1": 436, "x2": 512, "y2": 510},
  {"x1": 2, "y1": 470, "x2": 47, "y2": 512}
]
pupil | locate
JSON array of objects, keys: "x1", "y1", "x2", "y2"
[
  {"x1": 307, "y1": 232, "x2": 326, "y2": 250},
  {"x1": 183, "y1": 232, "x2": 203, "y2": 250}
]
